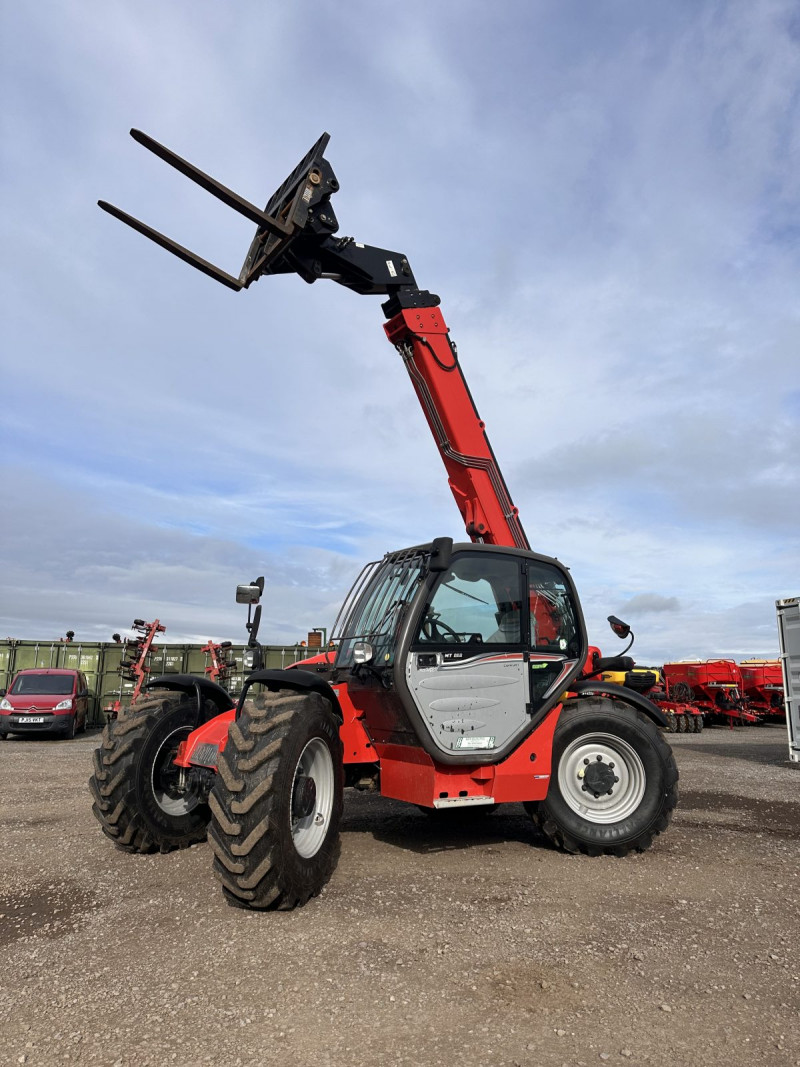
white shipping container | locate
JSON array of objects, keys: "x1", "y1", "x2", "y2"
[{"x1": 776, "y1": 597, "x2": 800, "y2": 763}]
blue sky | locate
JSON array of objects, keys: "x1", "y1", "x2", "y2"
[{"x1": 1, "y1": 1, "x2": 797, "y2": 662}]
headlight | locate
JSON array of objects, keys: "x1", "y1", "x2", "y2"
[
  {"x1": 353, "y1": 641, "x2": 374, "y2": 665},
  {"x1": 0, "y1": 697, "x2": 12, "y2": 711},
  {"x1": 54, "y1": 699, "x2": 74, "y2": 710}
]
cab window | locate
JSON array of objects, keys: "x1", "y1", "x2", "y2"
[
  {"x1": 415, "y1": 554, "x2": 524, "y2": 645},
  {"x1": 528, "y1": 560, "x2": 581, "y2": 658}
]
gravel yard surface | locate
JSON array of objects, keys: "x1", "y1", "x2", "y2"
[{"x1": 1, "y1": 726, "x2": 798, "y2": 1067}]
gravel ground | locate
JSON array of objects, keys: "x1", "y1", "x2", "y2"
[{"x1": 1, "y1": 726, "x2": 798, "y2": 1067}]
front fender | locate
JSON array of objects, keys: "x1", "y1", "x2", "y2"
[
  {"x1": 238, "y1": 668, "x2": 343, "y2": 721},
  {"x1": 568, "y1": 680, "x2": 669, "y2": 729},
  {"x1": 174, "y1": 670, "x2": 344, "y2": 771}
]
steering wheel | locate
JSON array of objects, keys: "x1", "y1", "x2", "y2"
[{"x1": 421, "y1": 614, "x2": 462, "y2": 643}]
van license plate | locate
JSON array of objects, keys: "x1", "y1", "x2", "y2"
[{"x1": 17, "y1": 716, "x2": 45, "y2": 724}]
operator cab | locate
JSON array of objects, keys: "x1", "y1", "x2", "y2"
[{"x1": 331, "y1": 538, "x2": 587, "y2": 764}]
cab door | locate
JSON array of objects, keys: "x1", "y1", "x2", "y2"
[
  {"x1": 526, "y1": 558, "x2": 584, "y2": 716},
  {"x1": 404, "y1": 551, "x2": 585, "y2": 761},
  {"x1": 405, "y1": 552, "x2": 530, "y2": 758}
]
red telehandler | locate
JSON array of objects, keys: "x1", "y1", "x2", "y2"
[{"x1": 90, "y1": 132, "x2": 678, "y2": 909}]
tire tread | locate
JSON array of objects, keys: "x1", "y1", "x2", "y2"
[
  {"x1": 88, "y1": 690, "x2": 210, "y2": 854},
  {"x1": 529, "y1": 698, "x2": 678, "y2": 858},
  {"x1": 209, "y1": 688, "x2": 342, "y2": 910}
]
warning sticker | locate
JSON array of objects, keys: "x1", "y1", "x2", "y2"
[
  {"x1": 456, "y1": 736, "x2": 496, "y2": 750},
  {"x1": 386, "y1": 259, "x2": 397, "y2": 277}
]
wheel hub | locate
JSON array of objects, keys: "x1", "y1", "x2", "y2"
[
  {"x1": 292, "y1": 775, "x2": 317, "y2": 820},
  {"x1": 150, "y1": 725, "x2": 199, "y2": 816},
  {"x1": 580, "y1": 755, "x2": 619, "y2": 798},
  {"x1": 559, "y1": 731, "x2": 646, "y2": 824}
]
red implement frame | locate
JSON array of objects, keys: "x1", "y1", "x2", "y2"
[
  {"x1": 105, "y1": 618, "x2": 166, "y2": 718},
  {"x1": 200, "y1": 639, "x2": 237, "y2": 689}
]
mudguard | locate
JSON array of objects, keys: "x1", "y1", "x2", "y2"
[
  {"x1": 145, "y1": 674, "x2": 235, "y2": 720},
  {"x1": 568, "y1": 679, "x2": 669, "y2": 729},
  {"x1": 239, "y1": 668, "x2": 343, "y2": 721}
]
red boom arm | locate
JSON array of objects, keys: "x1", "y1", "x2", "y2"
[{"x1": 384, "y1": 306, "x2": 529, "y2": 550}]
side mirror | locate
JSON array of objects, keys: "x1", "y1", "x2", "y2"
[
  {"x1": 608, "y1": 615, "x2": 631, "y2": 640},
  {"x1": 0, "y1": 688, "x2": 5, "y2": 698},
  {"x1": 428, "y1": 537, "x2": 453, "y2": 573},
  {"x1": 236, "y1": 582, "x2": 263, "y2": 605}
]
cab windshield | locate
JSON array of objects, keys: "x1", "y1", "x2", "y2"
[{"x1": 333, "y1": 551, "x2": 426, "y2": 669}]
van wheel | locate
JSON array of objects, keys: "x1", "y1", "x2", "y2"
[{"x1": 526, "y1": 699, "x2": 678, "y2": 857}]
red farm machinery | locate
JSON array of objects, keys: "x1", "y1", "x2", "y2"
[
  {"x1": 90, "y1": 131, "x2": 678, "y2": 910},
  {"x1": 103, "y1": 617, "x2": 166, "y2": 719},
  {"x1": 739, "y1": 659, "x2": 785, "y2": 720},
  {"x1": 584, "y1": 653, "x2": 703, "y2": 734},
  {"x1": 200, "y1": 639, "x2": 238, "y2": 689},
  {"x1": 660, "y1": 659, "x2": 759, "y2": 728}
]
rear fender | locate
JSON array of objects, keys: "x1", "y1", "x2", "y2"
[
  {"x1": 146, "y1": 674, "x2": 235, "y2": 718},
  {"x1": 567, "y1": 680, "x2": 669, "y2": 729}
]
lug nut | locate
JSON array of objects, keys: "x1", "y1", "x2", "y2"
[
  {"x1": 596, "y1": 754, "x2": 603, "y2": 761},
  {"x1": 614, "y1": 776, "x2": 619, "y2": 783},
  {"x1": 583, "y1": 758, "x2": 590, "y2": 765}
]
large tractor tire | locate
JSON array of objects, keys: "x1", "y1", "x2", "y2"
[
  {"x1": 208, "y1": 688, "x2": 343, "y2": 910},
  {"x1": 692, "y1": 714, "x2": 704, "y2": 733},
  {"x1": 89, "y1": 690, "x2": 211, "y2": 853},
  {"x1": 677, "y1": 713, "x2": 689, "y2": 733},
  {"x1": 526, "y1": 698, "x2": 678, "y2": 857}
]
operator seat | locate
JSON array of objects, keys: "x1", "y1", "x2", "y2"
[{"x1": 487, "y1": 603, "x2": 521, "y2": 644}]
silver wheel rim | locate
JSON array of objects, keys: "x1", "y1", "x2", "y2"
[
  {"x1": 150, "y1": 726, "x2": 198, "y2": 816},
  {"x1": 290, "y1": 738, "x2": 335, "y2": 859},
  {"x1": 558, "y1": 731, "x2": 646, "y2": 824}
]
